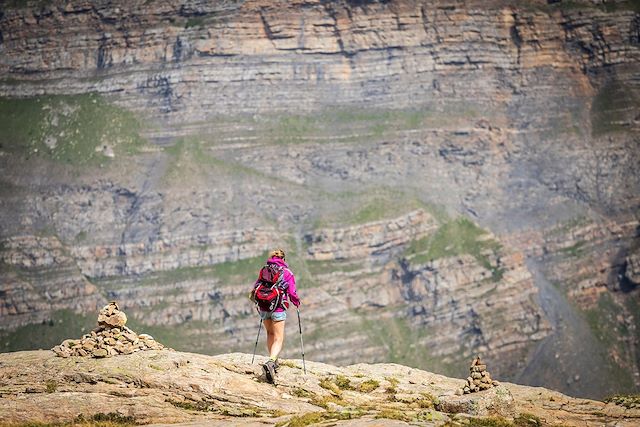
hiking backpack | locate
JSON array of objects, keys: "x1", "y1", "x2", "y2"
[{"x1": 253, "y1": 263, "x2": 289, "y2": 312}]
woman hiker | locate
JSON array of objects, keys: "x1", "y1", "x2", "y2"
[{"x1": 250, "y1": 248, "x2": 300, "y2": 383}]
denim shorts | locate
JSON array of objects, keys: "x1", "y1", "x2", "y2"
[{"x1": 259, "y1": 310, "x2": 287, "y2": 321}]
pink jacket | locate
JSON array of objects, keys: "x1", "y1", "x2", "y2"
[{"x1": 255, "y1": 257, "x2": 300, "y2": 312}]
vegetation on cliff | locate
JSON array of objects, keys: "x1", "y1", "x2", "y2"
[{"x1": 0, "y1": 93, "x2": 145, "y2": 166}]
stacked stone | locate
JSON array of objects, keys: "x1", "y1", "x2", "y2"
[
  {"x1": 459, "y1": 356, "x2": 499, "y2": 395},
  {"x1": 52, "y1": 302, "x2": 166, "y2": 358}
]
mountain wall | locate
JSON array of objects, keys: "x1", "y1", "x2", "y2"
[{"x1": 0, "y1": 0, "x2": 639, "y2": 400}]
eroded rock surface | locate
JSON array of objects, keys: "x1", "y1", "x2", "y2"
[{"x1": 0, "y1": 350, "x2": 638, "y2": 427}]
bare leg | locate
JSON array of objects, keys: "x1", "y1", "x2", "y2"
[
  {"x1": 264, "y1": 319, "x2": 275, "y2": 355},
  {"x1": 269, "y1": 319, "x2": 285, "y2": 359}
]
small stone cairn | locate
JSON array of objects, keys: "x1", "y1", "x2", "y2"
[
  {"x1": 457, "y1": 356, "x2": 499, "y2": 395},
  {"x1": 52, "y1": 301, "x2": 167, "y2": 358}
]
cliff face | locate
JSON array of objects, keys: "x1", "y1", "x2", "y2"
[{"x1": 0, "y1": 0, "x2": 639, "y2": 400}]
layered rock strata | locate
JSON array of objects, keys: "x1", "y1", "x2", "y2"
[
  {"x1": 0, "y1": 0, "x2": 639, "y2": 400},
  {"x1": 305, "y1": 209, "x2": 438, "y2": 261},
  {"x1": 0, "y1": 235, "x2": 104, "y2": 327}
]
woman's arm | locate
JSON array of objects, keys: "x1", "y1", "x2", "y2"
[{"x1": 285, "y1": 269, "x2": 300, "y2": 307}]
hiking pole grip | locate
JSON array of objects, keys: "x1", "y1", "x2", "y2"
[{"x1": 297, "y1": 308, "x2": 306, "y2": 375}]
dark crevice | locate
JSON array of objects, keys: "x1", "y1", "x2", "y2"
[
  {"x1": 392, "y1": 259, "x2": 431, "y2": 303},
  {"x1": 196, "y1": 51, "x2": 236, "y2": 58},
  {"x1": 510, "y1": 14, "x2": 522, "y2": 66},
  {"x1": 259, "y1": 9, "x2": 275, "y2": 41},
  {"x1": 259, "y1": 9, "x2": 293, "y2": 41},
  {"x1": 178, "y1": 5, "x2": 208, "y2": 18},
  {"x1": 323, "y1": 3, "x2": 357, "y2": 61},
  {"x1": 631, "y1": 15, "x2": 640, "y2": 45},
  {"x1": 96, "y1": 34, "x2": 113, "y2": 69},
  {"x1": 462, "y1": 309, "x2": 488, "y2": 348},
  {"x1": 139, "y1": 75, "x2": 177, "y2": 113}
]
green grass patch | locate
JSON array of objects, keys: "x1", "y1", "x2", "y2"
[
  {"x1": 162, "y1": 136, "x2": 275, "y2": 185},
  {"x1": 350, "y1": 197, "x2": 422, "y2": 224},
  {"x1": 167, "y1": 398, "x2": 214, "y2": 411},
  {"x1": 291, "y1": 387, "x2": 314, "y2": 398},
  {"x1": 77, "y1": 414, "x2": 135, "y2": 425},
  {"x1": 319, "y1": 377, "x2": 342, "y2": 395},
  {"x1": 604, "y1": 394, "x2": 640, "y2": 408},
  {"x1": 466, "y1": 416, "x2": 515, "y2": 427},
  {"x1": 357, "y1": 312, "x2": 466, "y2": 377},
  {"x1": 127, "y1": 252, "x2": 268, "y2": 289},
  {"x1": 278, "y1": 360, "x2": 301, "y2": 369},
  {"x1": 403, "y1": 217, "x2": 503, "y2": 280},
  {"x1": 2, "y1": 0, "x2": 54, "y2": 9},
  {"x1": 584, "y1": 292, "x2": 621, "y2": 348},
  {"x1": 305, "y1": 259, "x2": 365, "y2": 276},
  {"x1": 530, "y1": 0, "x2": 640, "y2": 13},
  {"x1": 385, "y1": 377, "x2": 400, "y2": 388},
  {"x1": 384, "y1": 376, "x2": 399, "y2": 395},
  {"x1": 124, "y1": 318, "x2": 210, "y2": 353},
  {"x1": 356, "y1": 379, "x2": 380, "y2": 393},
  {"x1": 558, "y1": 241, "x2": 586, "y2": 257},
  {"x1": 456, "y1": 414, "x2": 542, "y2": 427},
  {"x1": 375, "y1": 409, "x2": 412, "y2": 422},
  {"x1": 593, "y1": 0, "x2": 640, "y2": 12},
  {"x1": 334, "y1": 375, "x2": 354, "y2": 390},
  {"x1": 416, "y1": 392, "x2": 437, "y2": 409},
  {"x1": 193, "y1": 103, "x2": 486, "y2": 151},
  {"x1": 514, "y1": 413, "x2": 543, "y2": 427},
  {"x1": 308, "y1": 394, "x2": 347, "y2": 410},
  {"x1": 625, "y1": 295, "x2": 640, "y2": 368},
  {"x1": 0, "y1": 309, "x2": 96, "y2": 353},
  {"x1": 185, "y1": 16, "x2": 207, "y2": 28},
  {"x1": 581, "y1": 292, "x2": 636, "y2": 390},
  {"x1": 45, "y1": 379, "x2": 57, "y2": 393},
  {"x1": 275, "y1": 410, "x2": 363, "y2": 427},
  {"x1": 6, "y1": 411, "x2": 139, "y2": 426},
  {"x1": 312, "y1": 191, "x2": 432, "y2": 228},
  {"x1": 210, "y1": 252, "x2": 269, "y2": 284},
  {"x1": 547, "y1": 216, "x2": 591, "y2": 237},
  {"x1": 0, "y1": 94, "x2": 146, "y2": 166}
]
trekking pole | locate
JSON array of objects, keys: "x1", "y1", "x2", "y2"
[
  {"x1": 296, "y1": 308, "x2": 306, "y2": 374},
  {"x1": 251, "y1": 317, "x2": 263, "y2": 365}
]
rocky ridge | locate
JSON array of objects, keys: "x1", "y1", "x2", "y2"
[{"x1": 0, "y1": 349, "x2": 639, "y2": 427}]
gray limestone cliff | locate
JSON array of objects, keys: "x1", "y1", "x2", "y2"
[{"x1": 0, "y1": 0, "x2": 639, "y2": 400}]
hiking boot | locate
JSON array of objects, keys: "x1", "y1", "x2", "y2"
[
  {"x1": 274, "y1": 359, "x2": 280, "y2": 373},
  {"x1": 263, "y1": 360, "x2": 276, "y2": 384}
]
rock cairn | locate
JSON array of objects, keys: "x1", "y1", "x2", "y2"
[
  {"x1": 457, "y1": 356, "x2": 499, "y2": 395},
  {"x1": 52, "y1": 302, "x2": 167, "y2": 358}
]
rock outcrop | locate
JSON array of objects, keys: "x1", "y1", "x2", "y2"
[{"x1": 1, "y1": 349, "x2": 639, "y2": 427}]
